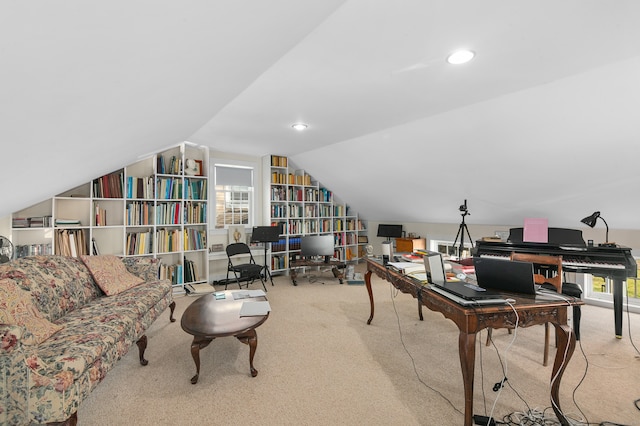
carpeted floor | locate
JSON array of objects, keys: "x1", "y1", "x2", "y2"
[{"x1": 77, "y1": 267, "x2": 640, "y2": 425}]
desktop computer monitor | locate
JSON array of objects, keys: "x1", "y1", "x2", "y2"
[{"x1": 301, "y1": 235, "x2": 334, "y2": 262}]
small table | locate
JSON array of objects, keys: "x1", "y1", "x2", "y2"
[
  {"x1": 289, "y1": 259, "x2": 346, "y2": 285},
  {"x1": 364, "y1": 258, "x2": 581, "y2": 426},
  {"x1": 181, "y1": 290, "x2": 269, "y2": 384}
]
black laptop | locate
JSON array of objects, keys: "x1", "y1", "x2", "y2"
[
  {"x1": 423, "y1": 252, "x2": 502, "y2": 301},
  {"x1": 473, "y1": 257, "x2": 537, "y2": 295}
]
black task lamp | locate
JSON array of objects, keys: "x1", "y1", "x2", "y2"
[{"x1": 580, "y1": 211, "x2": 615, "y2": 247}]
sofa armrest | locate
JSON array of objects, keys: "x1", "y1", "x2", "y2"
[
  {"x1": 1, "y1": 324, "x2": 30, "y2": 425},
  {"x1": 121, "y1": 257, "x2": 161, "y2": 282}
]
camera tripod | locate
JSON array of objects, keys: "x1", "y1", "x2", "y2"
[{"x1": 452, "y1": 203, "x2": 473, "y2": 259}]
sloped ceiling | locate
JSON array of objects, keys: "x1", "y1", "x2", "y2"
[{"x1": 3, "y1": 1, "x2": 640, "y2": 231}]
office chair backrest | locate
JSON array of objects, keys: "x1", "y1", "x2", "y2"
[{"x1": 510, "y1": 252, "x2": 563, "y2": 293}]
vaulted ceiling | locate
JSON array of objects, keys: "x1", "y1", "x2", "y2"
[{"x1": 3, "y1": 1, "x2": 640, "y2": 230}]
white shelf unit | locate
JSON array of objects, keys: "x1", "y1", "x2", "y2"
[
  {"x1": 10, "y1": 142, "x2": 209, "y2": 294},
  {"x1": 263, "y1": 155, "x2": 367, "y2": 274}
]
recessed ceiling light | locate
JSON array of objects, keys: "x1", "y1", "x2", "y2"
[
  {"x1": 447, "y1": 49, "x2": 475, "y2": 65},
  {"x1": 291, "y1": 123, "x2": 308, "y2": 131}
]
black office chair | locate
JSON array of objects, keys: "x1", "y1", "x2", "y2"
[{"x1": 226, "y1": 243, "x2": 267, "y2": 292}]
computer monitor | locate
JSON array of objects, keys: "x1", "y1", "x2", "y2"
[
  {"x1": 300, "y1": 234, "x2": 335, "y2": 262},
  {"x1": 377, "y1": 224, "x2": 403, "y2": 240},
  {"x1": 423, "y1": 251, "x2": 446, "y2": 286}
]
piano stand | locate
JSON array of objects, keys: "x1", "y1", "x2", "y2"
[{"x1": 613, "y1": 279, "x2": 624, "y2": 338}]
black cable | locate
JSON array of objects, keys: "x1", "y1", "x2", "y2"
[
  {"x1": 569, "y1": 337, "x2": 590, "y2": 425},
  {"x1": 625, "y1": 287, "x2": 640, "y2": 356},
  {"x1": 384, "y1": 269, "x2": 463, "y2": 417},
  {"x1": 624, "y1": 288, "x2": 640, "y2": 414}
]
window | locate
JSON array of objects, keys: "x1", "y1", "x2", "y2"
[
  {"x1": 430, "y1": 239, "x2": 473, "y2": 259},
  {"x1": 212, "y1": 164, "x2": 254, "y2": 229}
]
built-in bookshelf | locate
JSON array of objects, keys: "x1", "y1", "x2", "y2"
[
  {"x1": 263, "y1": 155, "x2": 367, "y2": 274},
  {"x1": 10, "y1": 142, "x2": 209, "y2": 294}
]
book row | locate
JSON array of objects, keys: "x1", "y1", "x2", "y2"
[
  {"x1": 270, "y1": 155, "x2": 288, "y2": 168},
  {"x1": 270, "y1": 172, "x2": 312, "y2": 186},
  {"x1": 93, "y1": 171, "x2": 124, "y2": 199},
  {"x1": 16, "y1": 243, "x2": 53, "y2": 258},
  {"x1": 157, "y1": 155, "x2": 183, "y2": 175},
  {"x1": 12, "y1": 216, "x2": 53, "y2": 228},
  {"x1": 155, "y1": 228, "x2": 207, "y2": 253},
  {"x1": 55, "y1": 229, "x2": 89, "y2": 257}
]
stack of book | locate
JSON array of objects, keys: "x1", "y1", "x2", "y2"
[
  {"x1": 387, "y1": 261, "x2": 425, "y2": 275},
  {"x1": 55, "y1": 218, "x2": 82, "y2": 226}
]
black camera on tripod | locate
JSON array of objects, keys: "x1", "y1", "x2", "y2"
[
  {"x1": 459, "y1": 199, "x2": 469, "y2": 215},
  {"x1": 453, "y1": 199, "x2": 473, "y2": 259}
]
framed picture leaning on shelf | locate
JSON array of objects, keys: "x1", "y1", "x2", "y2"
[{"x1": 228, "y1": 226, "x2": 246, "y2": 245}]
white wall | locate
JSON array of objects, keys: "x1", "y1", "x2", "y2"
[{"x1": 0, "y1": 216, "x2": 9, "y2": 239}]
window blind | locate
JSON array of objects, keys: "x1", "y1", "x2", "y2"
[{"x1": 214, "y1": 165, "x2": 253, "y2": 187}]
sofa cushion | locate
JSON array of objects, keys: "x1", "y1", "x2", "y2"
[
  {"x1": 0, "y1": 278, "x2": 62, "y2": 345},
  {"x1": 121, "y1": 256, "x2": 161, "y2": 282},
  {"x1": 0, "y1": 256, "x2": 102, "y2": 322},
  {"x1": 80, "y1": 255, "x2": 144, "y2": 296}
]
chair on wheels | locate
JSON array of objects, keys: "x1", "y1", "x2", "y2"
[
  {"x1": 486, "y1": 253, "x2": 582, "y2": 366},
  {"x1": 225, "y1": 243, "x2": 267, "y2": 292}
]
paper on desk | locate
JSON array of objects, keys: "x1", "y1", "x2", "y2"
[
  {"x1": 409, "y1": 272, "x2": 428, "y2": 283},
  {"x1": 232, "y1": 289, "x2": 266, "y2": 300},
  {"x1": 239, "y1": 301, "x2": 271, "y2": 317},
  {"x1": 387, "y1": 262, "x2": 425, "y2": 274}
]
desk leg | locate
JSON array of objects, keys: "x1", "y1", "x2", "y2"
[
  {"x1": 237, "y1": 329, "x2": 259, "y2": 377},
  {"x1": 550, "y1": 323, "x2": 576, "y2": 425},
  {"x1": 365, "y1": 270, "x2": 374, "y2": 325},
  {"x1": 612, "y1": 278, "x2": 623, "y2": 338},
  {"x1": 459, "y1": 331, "x2": 476, "y2": 426}
]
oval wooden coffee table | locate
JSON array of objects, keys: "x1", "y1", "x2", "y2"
[{"x1": 181, "y1": 290, "x2": 270, "y2": 384}]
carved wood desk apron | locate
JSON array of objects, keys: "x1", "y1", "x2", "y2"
[
  {"x1": 181, "y1": 290, "x2": 269, "y2": 384},
  {"x1": 364, "y1": 258, "x2": 582, "y2": 426}
]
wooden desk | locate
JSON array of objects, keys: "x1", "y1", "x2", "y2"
[{"x1": 364, "y1": 258, "x2": 581, "y2": 426}]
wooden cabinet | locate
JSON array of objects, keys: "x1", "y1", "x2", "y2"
[{"x1": 395, "y1": 237, "x2": 426, "y2": 253}]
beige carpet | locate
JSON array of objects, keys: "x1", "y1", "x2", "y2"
[{"x1": 77, "y1": 267, "x2": 640, "y2": 425}]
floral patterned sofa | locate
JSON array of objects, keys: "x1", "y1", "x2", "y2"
[{"x1": 0, "y1": 255, "x2": 176, "y2": 425}]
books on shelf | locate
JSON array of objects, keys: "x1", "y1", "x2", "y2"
[
  {"x1": 184, "y1": 257, "x2": 199, "y2": 283},
  {"x1": 270, "y1": 155, "x2": 288, "y2": 167},
  {"x1": 126, "y1": 231, "x2": 152, "y2": 255},
  {"x1": 13, "y1": 216, "x2": 53, "y2": 228},
  {"x1": 159, "y1": 263, "x2": 183, "y2": 284},
  {"x1": 126, "y1": 176, "x2": 154, "y2": 199},
  {"x1": 55, "y1": 218, "x2": 82, "y2": 226},
  {"x1": 93, "y1": 171, "x2": 124, "y2": 198},
  {"x1": 16, "y1": 243, "x2": 52, "y2": 257},
  {"x1": 12, "y1": 217, "x2": 29, "y2": 228},
  {"x1": 54, "y1": 229, "x2": 88, "y2": 257}
]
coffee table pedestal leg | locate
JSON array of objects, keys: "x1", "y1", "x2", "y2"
[
  {"x1": 236, "y1": 329, "x2": 259, "y2": 377},
  {"x1": 190, "y1": 336, "x2": 214, "y2": 384}
]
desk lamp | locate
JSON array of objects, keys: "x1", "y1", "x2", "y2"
[{"x1": 581, "y1": 211, "x2": 614, "y2": 246}]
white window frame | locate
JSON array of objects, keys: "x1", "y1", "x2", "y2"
[{"x1": 210, "y1": 161, "x2": 256, "y2": 232}]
